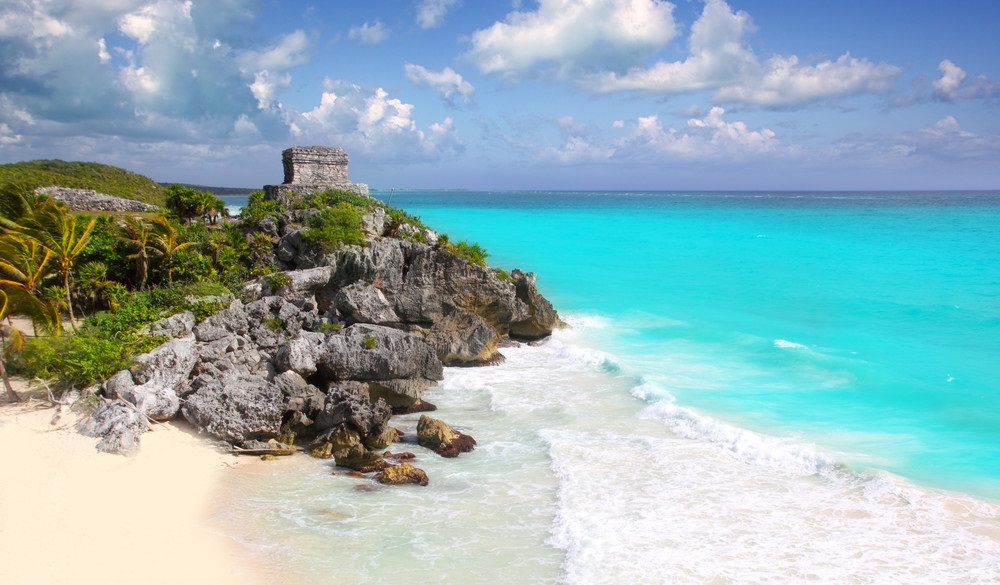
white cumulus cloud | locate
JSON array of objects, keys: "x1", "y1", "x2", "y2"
[
  {"x1": 714, "y1": 53, "x2": 901, "y2": 107},
  {"x1": 467, "y1": 0, "x2": 677, "y2": 79},
  {"x1": 298, "y1": 80, "x2": 463, "y2": 162},
  {"x1": 404, "y1": 64, "x2": 475, "y2": 106},
  {"x1": 476, "y1": 0, "x2": 901, "y2": 108},
  {"x1": 932, "y1": 59, "x2": 1000, "y2": 101}
]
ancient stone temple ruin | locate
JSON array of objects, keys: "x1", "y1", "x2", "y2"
[{"x1": 263, "y1": 146, "x2": 369, "y2": 200}]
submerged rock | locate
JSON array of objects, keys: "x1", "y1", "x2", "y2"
[{"x1": 377, "y1": 463, "x2": 429, "y2": 486}]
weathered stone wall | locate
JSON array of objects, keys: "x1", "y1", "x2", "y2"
[
  {"x1": 35, "y1": 186, "x2": 160, "y2": 212},
  {"x1": 282, "y1": 146, "x2": 350, "y2": 185},
  {"x1": 264, "y1": 145, "x2": 369, "y2": 200}
]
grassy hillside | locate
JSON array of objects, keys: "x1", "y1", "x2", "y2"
[{"x1": 0, "y1": 160, "x2": 166, "y2": 206}]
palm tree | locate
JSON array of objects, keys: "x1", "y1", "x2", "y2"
[
  {"x1": 0, "y1": 289, "x2": 26, "y2": 403},
  {"x1": 0, "y1": 181, "x2": 46, "y2": 221},
  {"x1": 149, "y1": 216, "x2": 198, "y2": 286},
  {"x1": 120, "y1": 217, "x2": 154, "y2": 290},
  {"x1": 0, "y1": 233, "x2": 61, "y2": 335},
  {"x1": 0, "y1": 199, "x2": 96, "y2": 330}
]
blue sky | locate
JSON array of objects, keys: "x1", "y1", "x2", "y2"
[{"x1": 1, "y1": 0, "x2": 998, "y2": 190}]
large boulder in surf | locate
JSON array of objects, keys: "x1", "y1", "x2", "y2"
[
  {"x1": 377, "y1": 463, "x2": 429, "y2": 486},
  {"x1": 417, "y1": 415, "x2": 476, "y2": 458}
]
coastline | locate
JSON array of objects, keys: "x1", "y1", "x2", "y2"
[{"x1": 0, "y1": 382, "x2": 274, "y2": 585}]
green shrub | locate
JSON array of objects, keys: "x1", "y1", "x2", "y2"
[
  {"x1": 83, "y1": 292, "x2": 165, "y2": 338},
  {"x1": 264, "y1": 315, "x2": 284, "y2": 332},
  {"x1": 363, "y1": 335, "x2": 377, "y2": 350},
  {"x1": 495, "y1": 269, "x2": 517, "y2": 284},
  {"x1": 12, "y1": 334, "x2": 133, "y2": 388},
  {"x1": 450, "y1": 240, "x2": 489, "y2": 267},
  {"x1": 301, "y1": 202, "x2": 366, "y2": 252},
  {"x1": 317, "y1": 322, "x2": 343, "y2": 333},
  {"x1": 185, "y1": 301, "x2": 227, "y2": 322},
  {"x1": 239, "y1": 191, "x2": 282, "y2": 225},
  {"x1": 265, "y1": 272, "x2": 292, "y2": 291}
]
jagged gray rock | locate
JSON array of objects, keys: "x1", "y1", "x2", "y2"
[
  {"x1": 181, "y1": 374, "x2": 284, "y2": 443},
  {"x1": 335, "y1": 281, "x2": 398, "y2": 325},
  {"x1": 316, "y1": 324, "x2": 443, "y2": 408},
  {"x1": 426, "y1": 311, "x2": 502, "y2": 366},
  {"x1": 145, "y1": 310, "x2": 195, "y2": 339},
  {"x1": 77, "y1": 400, "x2": 149, "y2": 455}
]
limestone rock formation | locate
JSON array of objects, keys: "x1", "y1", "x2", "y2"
[{"x1": 79, "y1": 146, "x2": 559, "y2": 476}]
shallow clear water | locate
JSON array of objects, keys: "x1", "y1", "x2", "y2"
[{"x1": 219, "y1": 191, "x2": 1000, "y2": 583}]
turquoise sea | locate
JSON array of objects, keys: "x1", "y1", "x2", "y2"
[{"x1": 219, "y1": 191, "x2": 1000, "y2": 584}]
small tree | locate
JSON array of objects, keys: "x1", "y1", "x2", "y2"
[
  {"x1": 164, "y1": 185, "x2": 225, "y2": 225},
  {"x1": 149, "y1": 216, "x2": 198, "y2": 285},
  {"x1": 120, "y1": 217, "x2": 154, "y2": 290}
]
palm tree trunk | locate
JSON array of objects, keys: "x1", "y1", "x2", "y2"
[
  {"x1": 1, "y1": 359, "x2": 22, "y2": 403},
  {"x1": 63, "y1": 268, "x2": 77, "y2": 331}
]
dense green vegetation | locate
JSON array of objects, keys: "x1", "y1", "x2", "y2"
[
  {"x1": 0, "y1": 160, "x2": 166, "y2": 206},
  {"x1": 0, "y1": 178, "x2": 492, "y2": 397}
]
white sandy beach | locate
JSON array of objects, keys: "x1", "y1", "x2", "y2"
[{"x1": 0, "y1": 382, "x2": 271, "y2": 585}]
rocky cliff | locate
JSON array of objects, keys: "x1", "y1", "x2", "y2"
[{"x1": 80, "y1": 189, "x2": 560, "y2": 483}]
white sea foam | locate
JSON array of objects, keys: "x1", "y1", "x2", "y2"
[
  {"x1": 213, "y1": 310, "x2": 1000, "y2": 585},
  {"x1": 774, "y1": 338, "x2": 808, "y2": 349},
  {"x1": 544, "y1": 428, "x2": 1000, "y2": 585},
  {"x1": 637, "y1": 391, "x2": 838, "y2": 476}
]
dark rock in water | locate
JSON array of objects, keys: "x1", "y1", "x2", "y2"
[
  {"x1": 77, "y1": 400, "x2": 149, "y2": 455},
  {"x1": 181, "y1": 375, "x2": 284, "y2": 443},
  {"x1": 392, "y1": 400, "x2": 437, "y2": 415},
  {"x1": 416, "y1": 415, "x2": 476, "y2": 458},
  {"x1": 377, "y1": 462, "x2": 429, "y2": 486},
  {"x1": 383, "y1": 451, "x2": 416, "y2": 461},
  {"x1": 310, "y1": 425, "x2": 387, "y2": 471},
  {"x1": 307, "y1": 388, "x2": 393, "y2": 470},
  {"x1": 235, "y1": 439, "x2": 297, "y2": 456}
]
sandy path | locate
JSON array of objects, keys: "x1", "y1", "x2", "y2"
[{"x1": 0, "y1": 389, "x2": 272, "y2": 585}]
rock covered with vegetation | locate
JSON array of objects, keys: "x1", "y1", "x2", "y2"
[{"x1": 0, "y1": 153, "x2": 560, "y2": 484}]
